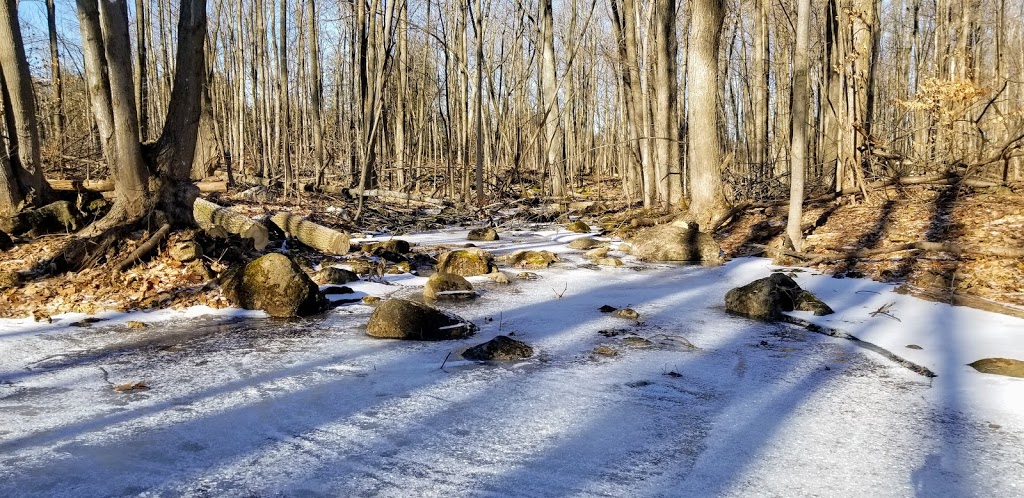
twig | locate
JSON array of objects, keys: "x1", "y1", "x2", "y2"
[
  {"x1": 440, "y1": 351, "x2": 453, "y2": 370},
  {"x1": 869, "y1": 302, "x2": 901, "y2": 321},
  {"x1": 551, "y1": 282, "x2": 568, "y2": 299}
]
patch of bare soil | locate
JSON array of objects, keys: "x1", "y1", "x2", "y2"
[{"x1": 717, "y1": 184, "x2": 1024, "y2": 310}]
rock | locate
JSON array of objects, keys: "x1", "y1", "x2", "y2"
[
  {"x1": 222, "y1": 253, "x2": 326, "y2": 318},
  {"x1": 725, "y1": 273, "x2": 835, "y2": 321},
  {"x1": 595, "y1": 257, "x2": 624, "y2": 267},
  {"x1": 322, "y1": 285, "x2": 354, "y2": 295},
  {"x1": 463, "y1": 335, "x2": 534, "y2": 361},
  {"x1": 628, "y1": 223, "x2": 722, "y2": 264},
  {"x1": 345, "y1": 258, "x2": 381, "y2": 276},
  {"x1": 487, "y1": 270, "x2": 512, "y2": 285},
  {"x1": 385, "y1": 261, "x2": 412, "y2": 274},
  {"x1": 516, "y1": 272, "x2": 539, "y2": 280},
  {"x1": 593, "y1": 345, "x2": 618, "y2": 357},
  {"x1": 467, "y1": 227, "x2": 499, "y2": 241},
  {"x1": 424, "y1": 272, "x2": 477, "y2": 300},
  {"x1": 968, "y1": 358, "x2": 1024, "y2": 378},
  {"x1": 509, "y1": 250, "x2": 559, "y2": 269},
  {"x1": 615, "y1": 308, "x2": 640, "y2": 320},
  {"x1": 623, "y1": 336, "x2": 654, "y2": 348},
  {"x1": 906, "y1": 344, "x2": 923, "y2": 350},
  {"x1": 168, "y1": 241, "x2": 203, "y2": 262},
  {"x1": 371, "y1": 249, "x2": 409, "y2": 264},
  {"x1": 585, "y1": 247, "x2": 610, "y2": 259},
  {"x1": 10, "y1": 200, "x2": 80, "y2": 235},
  {"x1": 0, "y1": 270, "x2": 20, "y2": 290},
  {"x1": 598, "y1": 305, "x2": 617, "y2": 313},
  {"x1": 435, "y1": 247, "x2": 497, "y2": 277},
  {"x1": 795, "y1": 290, "x2": 835, "y2": 316},
  {"x1": 566, "y1": 220, "x2": 591, "y2": 233},
  {"x1": 366, "y1": 299, "x2": 476, "y2": 340},
  {"x1": 0, "y1": 229, "x2": 13, "y2": 251},
  {"x1": 362, "y1": 296, "x2": 381, "y2": 304},
  {"x1": 567, "y1": 237, "x2": 602, "y2": 250},
  {"x1": 363, "y1": 239, "x2": 411, "y2": 254},
  {"x1": 409, "y1": 253, "x2": 439, "y2": 273},
  {"x1": 314, "y1": 266, "x2": 360, "y2": 285}
]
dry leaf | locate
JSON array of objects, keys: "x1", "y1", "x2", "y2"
[{"x1": 113, "y1": 382, "x2": 149, "y2": 392}]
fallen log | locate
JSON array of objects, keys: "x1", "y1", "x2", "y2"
[
  {"x1": 348, "y1": 188, "x2": 450, "y2": 207},
  {"x1": 114, "y1": 223, "x2": 171, "y2": 272},
  {"x1": 192, "y1": 197, "x2": 269, "y2": 250},
  {"x1": 50, "y1": 178, "x2": 227, "y2": 193},
  {"x1": 270, "y1": 212, "x2": 351, "y2": 255}
]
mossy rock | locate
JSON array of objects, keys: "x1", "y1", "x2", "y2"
[
  {"x1": 795, "y1": 290, "x2": 834, "y2": 316},
  {"x1": 509, "y1": 250, "x2": 560, "y2": 269},
  {"x1": 566, "y1": 220, "x2": 591, "y2": 233},
  {"x1": 435, "y1": 247, "x2": 497, "y2": 276},
  {"x1": 367, "y1": 298, "x2": 476, "y2": 340},
  {"x1": 168, "y1": 241, "x2": 203, "y2": 262},
  {"x1": 313, "y1": 266, "x2": 359, "y2": 285},
  {"x1": 567, "y1": 237, "x2": 603, "y2": 250},
  {"x1": 424, "y1": 272, "x2": 476, "y2": 300},
  {"x1": 224, "y1": 253, "x2": 327, "y2": 318},
  {"x1": 724, "y1": 273, "x2": 802, "y2": 321},
  {"x1": 629, "y1": 223, "x2": 722, "y2": 264},
  {"x1": 463, "y1": 335, "x2": 533, "y2": 361},
  {"x1": 467, "y1": 227, "x2": 499, "y2": 241},
  {"x1": 0, "y1": 270, "x2": 20, "y2": 290},
  {"x1": 363, "y1": 239, "x2": 411, "y2": 254},
  {"x1": 968, "y1": 358, "x2": 1024, "y2": 378}
]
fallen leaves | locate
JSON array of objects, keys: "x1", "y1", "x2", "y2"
[{"x1": 113, "y1": 382, "x2": 149, "y2": 393}]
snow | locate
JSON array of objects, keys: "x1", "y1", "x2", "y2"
[{"x1": 2, "y1": 226, "x2": 1023, "y2": 497}]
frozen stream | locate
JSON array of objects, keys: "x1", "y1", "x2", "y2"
[{"x1": 2, "y1": 228, "x2": 1023, "y2": 497}]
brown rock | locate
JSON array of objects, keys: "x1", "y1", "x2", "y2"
[
  {"x1": 168, "y1": 241, "x2": 203, "y2": 262},
  {"x1": 567, "y1": 220, "x2": 591, "y2": 233},
  {"x1": 467, "y1": 227, "x2": 499, "y2": 241},
  {"x1": 314, "y1": 266, "x2": 360, "y2": 285},
  {"x1": 435, "y1": 247, "x2": 497, "y2": 276},
  {"x1": 367, "y1": 299, "x2": 476, "y2": 340},
  {"x1": 463, "y1": 335, "x2": 534, "y2": 361},
  {"x1": 628, "y1": 223, "x2": 722, "y2": 264},
  {"x1": 509, "y1": 250, "x2": 559, "y2": 269},
  {"x1": 567, "y1": 237, "x2": 603, "y2": 250},
  {"x1": 968, "y1": 358, "x2": 1024, "y2": 378}
]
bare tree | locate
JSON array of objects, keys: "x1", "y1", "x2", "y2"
[
  {"x1": 787, "y1": 0, "x2": 811, "y2": 252},
  {"x1": 686, "y1": 0, "x2": 728, "y2": 226}
]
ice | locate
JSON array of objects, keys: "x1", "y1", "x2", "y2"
[{"x1": 1, "y1": 226, "x2": 1023, "y2": 496}]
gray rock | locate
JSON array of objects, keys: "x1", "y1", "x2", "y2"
[
  {"x1": 221, "y1": 253, "x2": 326, "y2": 318},
  {"x1": 424, "y1": 272, "x2": 477, "y2": 300},
  {"x1": 467, "y1": 227, "x2": 499, "y2": 241},
  {"x1": 367, "y1": 299, "x2": 476, "y2": 340},
  {"x1": 464, "y1": 335, "x2": 534, "y2": 361},
  {"x1": 725, "y1": 273, "x2": 834, "y2": 321},
  {"x1": 628, "y1": 223, "x2": 722, "y2": 264}
]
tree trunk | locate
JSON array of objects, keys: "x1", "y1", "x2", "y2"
[
  {"x1": 540, "y1": 0, "x2": 565, "y2": 197},
  {"x1": 652, "y1": 0, "x2": 681, "y2": 206},
  {"x1": 787, "y1": 0, "x2": 811, "y2": 252},
  {"x1": 686, "y1": 0, "x2": 728, "y2": 227},
  {"x1": 0, "y1": 0, "x2": 50, "y2": 207}
]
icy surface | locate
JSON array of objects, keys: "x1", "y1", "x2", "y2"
[{"x1": 2, "y1": 226, "x2": 1023, "y2": 497}]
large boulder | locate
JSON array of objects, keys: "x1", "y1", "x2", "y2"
[
  {"x1": 367, "y1": 299, "x2": 476, "y2": 340},
  {"x1": 628, "y1": 222, "x2": 722, "y2": 264},
  {"x1": 463, "y1": 335, "x2": 534, "y2": 361},
  {"x1": 435, "y1": 247, "x2": 496, "y2": 276},
  {"x1": 424, "y1": 272, "x2": 477, "y2": 300},
  {"x1": 467, "y1": 227, "x2": 499, "y2": 241},
  {"x1": 725, "y1": 273, "x2": 833, "y2": 321},
  {"x1": 567, "y1": 237, "x2": 602, "y2": 250},
  {"x1": 508, "y1": 250, "x2": 559, "y2": 269},
  {"x1": 968, "y1": 358, "x2": 1024, "y2": 378},
  {"x1": 222, "y1": 253, "x2": 326, "y2": 318}
]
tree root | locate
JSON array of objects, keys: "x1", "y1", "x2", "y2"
[{"x1": 114, "y1": 223, "x2": 171, "y2": 272}]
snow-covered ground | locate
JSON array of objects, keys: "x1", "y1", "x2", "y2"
[{"x1": 2, "y1": 226, "x2": 1023, "y2": 497}]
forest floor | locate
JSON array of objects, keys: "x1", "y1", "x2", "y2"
[{"x1": 1, "y1": 181, "x2": 1022, "y2": 319}]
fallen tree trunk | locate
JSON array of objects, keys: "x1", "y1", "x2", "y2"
[
  {"x1": 114, "y1": 223, "x2": 171, "y2": 272},
  {"x1": 270, "y1": 212, "x2": 350, "y2": 255},
  {"x1": 193, "y1": 197, "x2": 269, "y2": 250},
  {"x1": 50, "y1": 178, "x2": 227, "y2": 194},
  {"x1": 345, "y1": 188, "x2": 450, "y2": 207}
]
